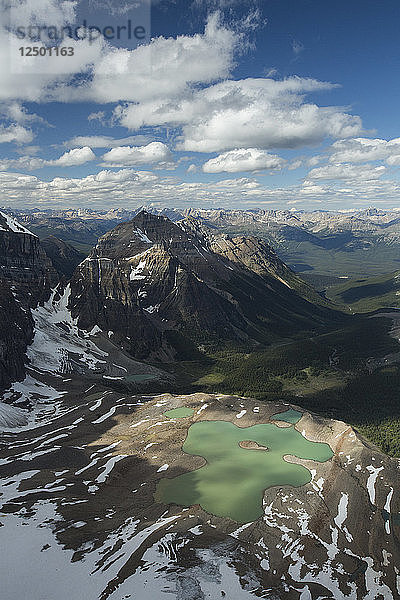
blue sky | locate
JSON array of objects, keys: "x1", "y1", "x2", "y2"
[{"x1": 1, "y1": 0, "x2": 400, "y2": 211}]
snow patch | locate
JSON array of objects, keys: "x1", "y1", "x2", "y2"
[
  {"x1": 92, "y1": 406, "x2": 118, "y2": 424},
  {"x1": 0, "y1": 402, "x2": 29, "y2": 428},
  {"x1": 334, "y1": 493, "x2": 353, "y2": 543},
  {"x1": 96, "y1": 455, "x2": 127, "y2": 484},
  {"x1": 28, "y1": 286, "x2": 108, "y2": 375},
  {"x1": 0, "y1": 211, "x2": 36, "y2": 236},
  {"x1": 366, "y1": 465, "x2": 384, "y2": 505},
  {"x1": 384, "y1": 487, "x2": 394, "y2": 534},
  {"x1": 157, "y1": 464, "x2": 169, "y2": 472},
  {"x1": 133, "y1": 228, "x2": 152, "y2": 244},
  {"x1": 130, "y1": 260, "x2": 147, "y2": 281},
  {"x1": 0, "y1": 375, "x2": 66, "y2": 432}
]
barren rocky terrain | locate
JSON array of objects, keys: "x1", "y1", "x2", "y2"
[{"x1": 1, "y1": 379, "x2": 399, "y2": 599}]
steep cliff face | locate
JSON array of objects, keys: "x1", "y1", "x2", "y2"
[
  {"x1": 70, "y1": 255, "x2": 162, "y2": 359},
  {"x1": 0, "y1": 280, "x2": 34, "y2": 389},
  {"x1": 69, "y1": 211, "x2": 342, "y2": 358},
  {"x1": 0, "y1": 212, "x2": 58, "y2": 307},
  {"x1": 0, "y1": 212, "x2": 59, "y2": 388}
]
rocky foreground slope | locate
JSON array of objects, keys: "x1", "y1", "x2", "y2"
[{"x1": 0, "y1": 380, "x2": 399, "y2": 600}]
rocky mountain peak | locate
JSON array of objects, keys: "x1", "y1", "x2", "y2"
[{"x1": 68, "y1": 212, "x2": 341, "y2": 359}]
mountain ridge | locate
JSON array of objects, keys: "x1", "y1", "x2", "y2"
[
  {"x1": 68, "y1": 210, "x2": 343, "y2": 359},
  {"x1": 8, "y1": 205, "x2": 400, "y2": 279}
]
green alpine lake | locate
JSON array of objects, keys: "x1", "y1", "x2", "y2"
[
  {"x1": 156, "y1": 419, "x2": 333, "y2": 522},
  {"x1": 164, "y1": 407, "x2": 195, "y2": 418},
  {"x1": 271, "y1": 408, "x2": 303, "y2": 424}
]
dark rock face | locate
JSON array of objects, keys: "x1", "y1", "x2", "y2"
[
  {"x1": 0, "y1": 281, "x2": 34, "y2": 389},
  {"x1": 0, "y1": 212, "x2": 59, "y2": 388},
  {"x1": 0, "y1": 213, "x2": 58, "y2": 307},
  {"x1": 41, "y1": 236, "x2": 85, "y2": 279},
  {"x1": 70, "y1": 255, "x2": 162, "y2": 359},
  {"x1": 69, "y1": 211, "x2": 343, "y2": 359}
]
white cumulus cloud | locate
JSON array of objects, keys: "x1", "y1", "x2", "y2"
[
  {"x1": 0, "y1": 124, "x2": 34, "y2": 144},
  {"x1": 117, "y1": 77, "x2": 363, "y2": 153},
  {"x1": 0, "y1": 12, "x2": 237, "y2": 103},
  {"x1": 329, "y1": 137, "x2": 400, "y2": 166},
  {"x1": 89, "y1": 13, "x2": 237, "y2": 103},
  {"x1": 202, "y1": 148, "x2": 286, "y2": 173},
  {"x1": 64, "y1": 135, "x2": 150, "y2": 149},
  {"x1": 53, "y1": 147, "x2": 96, "y2": 167},
  {"x1": 0, "y1": 147, "x2": 96, "y2": 170},
  {"x1": 101, "y1": 142, "x2": 174, "y2": 167},
  {"x1": 0, "y1": 6, "x2": 364, "y2": 161},
  {"x1": 307, "y1": 163, "x2": 386, "y2": 181},
  {"x1": 1, "y1": 165, "x2": 400, "y2": 210}
]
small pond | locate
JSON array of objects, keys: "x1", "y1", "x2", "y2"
[
  {"x1": 271, "y1": 408, "x2": 302, "y2": 424},
  {"x1": 164, "y1": 407, "x2": 195, "y2": 419}
]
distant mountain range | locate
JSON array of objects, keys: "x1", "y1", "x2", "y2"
[{"x1": 5, "y1": 205, "x2": 400, "y2": 280}]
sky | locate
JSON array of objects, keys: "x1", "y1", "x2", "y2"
[{"x1": 1, "y1": 0, "x2": 400, "y2": 212}]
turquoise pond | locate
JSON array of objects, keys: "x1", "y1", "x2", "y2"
[
  {"x1": 164, "y1": 407, "x2": 195, "y2": 419},
  {"x1": 155, "y1": 419, "x2": 333, "y2": 523},
  {"x1": 271, "y1": 408, "x2": 302, "y2": 424}
]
